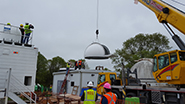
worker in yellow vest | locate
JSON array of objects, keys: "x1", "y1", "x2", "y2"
[
  {"x1": 81, "y1": 81, "x2": 98, "y2": 104},
  {"x1": 23, "y1": 23, "x2": 34, "y2": 44},
  {"x1": 66, "y1": 62, "x2": 70, "y2": 75}
]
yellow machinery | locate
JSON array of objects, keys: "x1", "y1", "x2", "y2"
[
  {"x1": 97, "y1": 0, "x2": 185, "y2": 98},
  {"x1": 137, "y1": 0, "x2": 185, "y2": 87},
  {"x1": 96, "y1": 72, "x2": 122, "y2": 96},
  {"x1": 153, "y1": 50, "x2": 185, "y2": 85},
  {"x1": 95, "y1": 1, "x2": 185, "y2": 101}
]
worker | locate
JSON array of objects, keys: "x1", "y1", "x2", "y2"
[
  {"x1": 19, "y1": 24, "x2": 24, "y2": 43},
  {"x1": 100, "y1": 82, "x2": 117, "y2": 104},
  {"x1": 66, "y1": 62, "x2": 70, "y2": 75},
  {"x1": 75, "y1": 61, "x2": 78, "y2": 70},
  {"x1": 29, "y1": 24, "x2": 34, "y2": 29},
  {"x1": 49, "y1": 85, "x2": 52, "y2": 92},
  {"x1": 4, "y1": 23, "x2": 11, "y2": 33},
  {"x1": 23, "y1": 23, "x2": 33, "y2": 44},
  {"x1": 78, "y1": 60, "x2": 82, "y2": 69},
  {"x1": 81, "y1": 81, "x2": 98, "y2": 104}
]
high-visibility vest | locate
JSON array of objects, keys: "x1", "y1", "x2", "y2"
[
  {"x1": 24, "y1": 25, "x2": 32, "y2": 34},
  {"x1": 79, "y1": 60, "x2": 82, "y2": 65},
  {"x1": 84, "y1": 89, "x2": 96, "y2": 104},
  {"x1": 100, "y1": 92, "x2": 117, "y2": 104},
  {"x1": 66, "y1": 63, "x2": 70, "y2": 68}
]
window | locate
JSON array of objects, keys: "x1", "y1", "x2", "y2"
[
  {"x1": 24, "y1": 76, "x2": 32, "y2": 86},
  {"x1": 71, "y1": 82, "x2": 74, "y2": 86},
  {"x1": 110, "y1": 74, "x2": 116, "y2": 80},
  {"x1": 179, "y1": 52, "x2": 185, "y2": 61},
  {"x1": 153, "y1": 57, "x2": 158, "y2": 72},
  {"x1": 170, "y1": 52, "x2": 177, "y2": 64},
  {"x1": 98, "y1": 74, "x2": 105, "y2": 84},
  {"x1": 158, "y1": 54, "x2": 169, "y2": 69}
]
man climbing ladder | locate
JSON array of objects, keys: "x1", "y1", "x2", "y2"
[
  {"x1": 66, "y1": 62, "x2": 70, "y2": 75},
  {"x1": 59, "y1": 62, "x2": 71, "y2": 94}
]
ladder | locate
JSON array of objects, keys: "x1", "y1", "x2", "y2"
[
  {"x1": 71, "y1": 86, "x2": 79, "y2": 95},
  {"x1": 59, "y1": 69, "x2": 70, "y2": 94}
]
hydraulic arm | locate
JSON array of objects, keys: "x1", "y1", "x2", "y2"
[
  {"x1": 138, "y1": 0, "x2": 185, "y2": 50},
  {"x1": 137, "y1": 0, "x2": 185, "y2": 87}
]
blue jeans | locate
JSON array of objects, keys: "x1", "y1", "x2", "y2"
[
  {"x1": 23, "y1": 33, "x2": 31, "y2": 44},
  {"x1": 66, "y1": 68, "x2": 69, "y2": 75}
]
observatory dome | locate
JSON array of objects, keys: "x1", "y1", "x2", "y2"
[{"x1": 84, "y1": 42, "x2": 112, "y2": 59}]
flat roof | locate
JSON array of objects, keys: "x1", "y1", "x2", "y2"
[{"x1": 53, "y1": 68, "x2": 119, "y2": 75}]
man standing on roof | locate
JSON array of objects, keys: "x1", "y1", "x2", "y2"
[
  {"x1": 23, "y1": 23, "x2": 33, "y2": 44},
  {"x1": 66, "y1": 62, "x2": 70, "y2": 75},
  {"x1": 100, "y1": 82, "x2": 117, "y2": 104},
  {"x1": 75, "y1": 61, "x2": 78, "y2": 70},
  {"x1": 4, "y1": 23, "x2": 11, "y2": 33},
  {"x1": 19, "y1": 24, "x2": 24, "y2": 43},
  {"x1": 78, "y1": 60, "x2": 82, "y2": 69},
  {"x1": 81, "y1": 81, "x2": 98, "y2": 104}
]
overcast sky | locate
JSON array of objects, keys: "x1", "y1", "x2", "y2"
[{"x1": 1, "y1": 0, "x2": 185, "y2": 70}]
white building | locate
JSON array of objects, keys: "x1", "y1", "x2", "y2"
[
  {"x1": 0, "y1": 23, "x2": 38, "y2": 104},
  {"x1": 53, "y1": 69, "x2": 105, "y2": 96}
]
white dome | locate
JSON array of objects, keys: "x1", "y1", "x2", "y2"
[
  {"x1": 130, "y1": 58, "x2": 154, "y2": 78},
  {"x1": 84, "y1": 42, "x2": 112, "y2": 59}
]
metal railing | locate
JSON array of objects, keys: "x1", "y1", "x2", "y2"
[
  {"x1": 10, "y1": 75, "x2": 37, "y2": 104},
  {"x1": 0, "y1": 67, "x2": 37, "y2": 104},
  {"x1": 0, "y1": 67, "x2": 12, "y2": 104},
  {"x1": 0, "y1": 67, "x2": 9, "y2": 90},
  {"x1": 0, "y1": 23, "x2": 34, "y2": 44}
]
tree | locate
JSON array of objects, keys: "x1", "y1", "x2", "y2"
[
  {"x1": 111, "y1": 33, "x2": 172, "y2": 71},
  {"x1": 47, "y1": 56, "x2": 66, "y2": 86},
  {"x1": 36, "y1": 52, "x2": 49, "y2": 86}
]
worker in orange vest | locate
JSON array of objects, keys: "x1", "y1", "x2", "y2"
[
  {"x1": 100, "y1": 82, "x2": 117, "y2": 104},
  {"x1": 75, "y1": 61, "x2": 78, "y2": 70},
  {"x1": 78, "y1": 60, "x2": 82, "y2": 69}
]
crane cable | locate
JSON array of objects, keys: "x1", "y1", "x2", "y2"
[{"x1": 96, "y1": 0, "x2": 99, "y2": 40}]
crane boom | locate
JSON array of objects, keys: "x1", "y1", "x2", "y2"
[
  {"x1": 138, "y1": 0, "x2": 185, "y2": 35},
  {"x1": 137, "y1": 0, "x2": 185, "y2": 87}
]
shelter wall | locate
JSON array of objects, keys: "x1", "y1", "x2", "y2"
[{"x1": 0, "y1": 43, "x2": 38, "y2": 92}]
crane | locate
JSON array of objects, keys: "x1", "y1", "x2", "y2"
[{"x1": 137, "y1": 0, "x2": 185, "y2": 89}]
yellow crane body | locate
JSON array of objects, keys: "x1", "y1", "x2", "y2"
[{"x1": 153, "y1": 50, "x2": 185, "y2": 84}]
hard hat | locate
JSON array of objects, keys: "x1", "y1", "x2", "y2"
[
  {"x1": 103, "y1": 82, "x2": 111, "y2": 89},
  {"x1": 87, "y1": 81, "x2": 94, "y2": 87},
  {"x1": 20, "y1": 24, "x2": 23, "y2": 27},
  {"x1": 7, "y1": 23, "x2": 11, "y2": 25}
]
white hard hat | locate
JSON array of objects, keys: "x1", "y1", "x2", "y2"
[{"x1": 87, "y1": 81, "x2": 94, "y2": 87}]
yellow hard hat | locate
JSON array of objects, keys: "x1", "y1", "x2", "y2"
[
  {"x1": 20, "y1": 24, "x2": 23, "y2": 27},
  {"x1": 7, "y1": 23, "x2": 11, "y2": 25}
]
